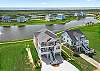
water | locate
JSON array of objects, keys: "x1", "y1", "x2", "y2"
[
  {"x1": 0, "y1": 17, "x2": 99, "y2": 42},
  {"x1": 0, "y1": 24, "x2": 65, "y2": 42}
]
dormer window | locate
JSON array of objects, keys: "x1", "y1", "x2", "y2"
[{"x1": 41, "y1": 42, "x2": 46, "y2": 47}]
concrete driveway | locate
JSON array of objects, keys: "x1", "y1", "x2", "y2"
[{"x1": 41, "y1": 60, "x2": 79, "y2": 71}]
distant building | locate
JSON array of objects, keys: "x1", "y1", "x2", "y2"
[
  {"x1": 74, "y1": 11, "x2": 85, "y2": 17},
  {"x1": 17, "y1": 16, "x2": 27, "y2": 22},
  {"x1": 45, "y1": 14, "x2": 56, "y2": 21},
  {"x1": 2, "y1": 16, "x2": 11, "y2": 22},
  {"x1": 37, "y1": 14, "x2": 45, "y2": 20},
  {"x1": 56, "y1": 14, "x2": 65, "y2": 20},
  {"x1": 74, "y1": 13, "x2": 78, "y2": 16},
  {"x1": 34, "y1": 29, "x2": 63, "y2": 65},
  {"x1": 31, "y1": 15, "x2": 37, "y2": 19},
  {"x1": 45, "y1": 14, "x2": 51, "y2": 21},
  {"x1": 61, "y1": 29, "x2": 94, "y2": 54}
]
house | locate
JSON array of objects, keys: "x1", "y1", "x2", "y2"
[
  {"x1": 30, "y1": 15, "x2": 37, "y2": 19},
  {"x1": 45, "y1": 14, "x2": 56, "y2": 21},
  {"x1": 56, "y1": 14, "x2": 65, "y2": 20},
  {"x1": 74, "y1": 13, "x2": 78, "y2": 17},
  {"x1": 17, "y1": 16, "x2": 27, "y2": 22},
  {"x1": 2, "y1": 16, "x2": 11, "y2": 22},
  {"x1": 34, "y1": 29, "x2": 63, "y2": 65},
  {"x1": 74, "y1": 11, "x2": 85, "y2": 17},
  {"x1": 37, "y1": 14, "x2": 45, "y2": 20},
  {"x1": 61, "y1": 29, "x2": 94, "y2": 54}
]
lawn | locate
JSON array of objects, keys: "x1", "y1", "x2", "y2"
[
  {"x1": 79, "y1": 23, "x2": 100, "y2": 63},
  {"x1": 0, "y1": 20, "x2": 66, "y2": 26},
  {"x1": 0, "y1": 40, "x2": 41, "y2": 71}
]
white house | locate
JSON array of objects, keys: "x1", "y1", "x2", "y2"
[
  {"x1": 56, "y1": 14, "x2": 65, "y2": 20},
  {"x1": 17, "y1": 16, "x2": 27, "y2": 22},
  {"x1": 45, "y1": 14, "x2": 56, "y2": 21},
  {"x1": 74, "y1": 11, "x2": 85, "y2": 17},
  {"x1": 34, "y1": 29, "x2": 63, "y2": 65},
  {"x1": 61, "y1": 29, "x2": 94, "y2": 54}
]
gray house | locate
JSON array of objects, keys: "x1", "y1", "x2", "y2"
[
  {"x1": 61, "y1": 29, "x2": 94, "y2": 54},
  {"x1": 2, "y1": 16, "x2": 11, "y2": 22},
  {"x1": 34, "y1": 29, "x2": 63, "y2": 65}
]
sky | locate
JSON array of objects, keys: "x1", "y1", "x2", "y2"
[{"x1": 0, "y1": 0, "x2": 100, "y2": 7}]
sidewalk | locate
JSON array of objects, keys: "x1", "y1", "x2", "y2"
[
  {"x1": 80, "y1": 54, "x2": 100, "y2": 69},
  {"x1": 41, "y1": 60, "x2": 79, "y2": 71}
]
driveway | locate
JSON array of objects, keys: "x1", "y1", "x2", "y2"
[{"x1": 41, "y1": 60, "x2": 79, "y2": 71}]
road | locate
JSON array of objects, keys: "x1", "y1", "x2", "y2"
[{"x1": 64, "y1": 17, "x2": 100, "y2": 29}]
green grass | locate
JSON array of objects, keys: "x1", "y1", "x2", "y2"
[
  {"x1": 0, "y1": 19, "x2": 67, "y2": 26},
  {"x1": 79, "y1": 23, "x2": 100, "y2": 63},
  {"x1": 0, "y1": 20, "x2": 65, "y2": 26},
  {"x1": 0, "y1": 40, "x2": 41, "y2": 71}
]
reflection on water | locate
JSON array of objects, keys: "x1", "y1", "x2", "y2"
[{"x1": 0, "y1": 24, "x2": 65, "y2": 42}]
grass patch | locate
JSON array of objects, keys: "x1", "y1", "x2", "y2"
[
  {"x1": 0, "y1": 40, "x2": 41, "y2": 71},
  {"x1": 0, "y1": 19, "x2": 66, "y2": 26}
]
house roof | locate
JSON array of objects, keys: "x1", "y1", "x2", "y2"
[
  {"x1": 34, "y1": 29, "x2": 56, "y2": 38},
  {"x1": 65, "y1": 29, "x2": 83, "y2": 42},
  {"x1": 45, "y1": 30, "x2": 56, "y2": 38},
  {"x1": 34, "y1": 29, "x2": 57, "y2": 43}
]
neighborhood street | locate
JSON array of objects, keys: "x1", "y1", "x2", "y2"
[{"x1": 64, "y1": 17, "x2": 100, "y2": 29}]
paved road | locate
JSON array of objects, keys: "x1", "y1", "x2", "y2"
[{"x1": 64, "y1": 17, "x2": 100, "y2": 29}]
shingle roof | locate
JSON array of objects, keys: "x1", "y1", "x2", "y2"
[
  {"x1": 34, "y1": 32, "x2": 40, "y2": 37},
  {"x1": 65, "y1": 29, "x2": 83, "y2": 42},
  {"x1": 34, "y1": 30, "x2": 56, "y2": 38},
  {"x1": 45, "y1": 30, "x2": 56, "y2": 38}
]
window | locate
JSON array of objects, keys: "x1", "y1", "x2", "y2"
[
  {"x1": 48, "y1": 42, "x2": 54, "y2": 46},
  {"x1": 41, "y1": 48, "x2": 45, "y2": 52},
  {"x1": 56, "y1": 46, "x2": 60, "y2": 49},
  {"x1": 67, "y1": 36, "x2": 69, "y2": 38},
  {"x1": 41, "y1": 42, "x2": 46, "y2": 47},
  {"x1": 74, "y1": 43, "x2": 76, "y2": 45}
]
